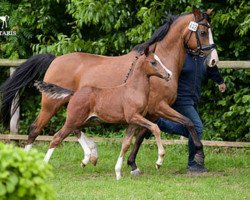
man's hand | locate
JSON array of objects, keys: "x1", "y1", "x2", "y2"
[{"x1": 218, "y1": 83, "x2": 226, "y2": 93}]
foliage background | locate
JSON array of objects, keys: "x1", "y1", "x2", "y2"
[{"x1": 0, "y1": 0, "x2": 249, "y2": 141}]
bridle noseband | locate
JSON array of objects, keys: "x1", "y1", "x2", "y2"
[{"x1": 184, "y1": 14, "x2": 216, "y2": 57}]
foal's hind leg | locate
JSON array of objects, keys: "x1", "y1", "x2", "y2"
[
  {"x1": 25, "y1": 97, "x2": 65, "y2": 151},
  {"x1": 75, "y1": 130, "x2": 97, "y2": 167},
  {"x1": 44, "y1": 125, "x2": 74, "y2": 163}
]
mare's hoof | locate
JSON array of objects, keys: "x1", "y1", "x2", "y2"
[
  {"x1": 90, "y1": 156, "x2": 98, "y2": 166},
  {"x1": 81, "y1": 162, "x2": 86, "y2": 168},
  {"x1": 130, "y1": 168, "x2": 141, "y2": 176}
]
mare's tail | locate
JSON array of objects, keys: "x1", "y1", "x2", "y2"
[
  {"x1": 0, "y1": 54, "x2": 56, "y2": 128},
  {"x1": 34, "y1": 81, "x2": 74, "y2": 100}
]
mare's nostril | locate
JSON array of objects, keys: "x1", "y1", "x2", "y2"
[{"x1": 211, "y1": 59, "x2": 215, "y2": 65}]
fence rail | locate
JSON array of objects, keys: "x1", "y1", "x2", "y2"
[
  {"x1": 0, "y1": 134, "x2": 249, "y2": 148},
  {"x1": 0, "y1": 59, "x2": 250, "y2": 69}
]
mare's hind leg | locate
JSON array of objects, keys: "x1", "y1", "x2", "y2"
[
  {"x1": 128, "y1": 127, "x2": 147, "y2": 175},
  {"x1": 24, "y1": 97, "x2": 65, "y2": 151}
]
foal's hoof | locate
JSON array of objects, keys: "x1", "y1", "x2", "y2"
[
  {"x1": 81, "y1": 162, "x2": 86, "y2": 168},
  {"x1": 130, "y1": 168, "x2": 141, "y2": 176},
  {"x1": 90, "y1": 156, "x2": 98, "y2": 166},
  {"x1": 116, "y1": 174, "x2": 122, "y2": 181},
  {"x1": 155, "y1": 163, "x2": 161, "y2": 170}
]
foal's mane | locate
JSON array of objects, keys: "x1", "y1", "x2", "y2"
[
  {"x1": 123, "y1": 54, "x2": 143, "y2": 83},
  {"x1": 133, "y1": 13, "x2": 179, "y2": 53}
]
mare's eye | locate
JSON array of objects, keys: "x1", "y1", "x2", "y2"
[
  {"x1": 150, "y1": 61, "x2": 157, "y2": 66},
  {"x1": 200, "y1": 31, "x2": 207, "y2": 37}
]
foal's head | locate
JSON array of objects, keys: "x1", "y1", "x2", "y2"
[
  {"x1": 182, "y1": 7, "x2": 218, "y2": 66},
  {"x1": 140, "y1": 45, "x2": 172, "y2": 81}
]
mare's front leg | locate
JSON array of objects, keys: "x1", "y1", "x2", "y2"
[
  {"x1": 128, "y1": 103, "x2": 205, "y2": 175},
  {"x1": 154, "y1": 102, "x2": 204, "y2": 165},
  {"x1": 130, "y1": 114, "x2": 165, "y2": 169}
]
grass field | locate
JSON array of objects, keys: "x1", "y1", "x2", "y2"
[{"x1": 35, "y1": 141, "x2": 250, "y2": 200}]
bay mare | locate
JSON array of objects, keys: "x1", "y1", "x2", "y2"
[
  {"x1": 35, "y1": 46, "x2": 172, "y2": 179},
  {"x1": 0, "y1": 8, "x2": 218, "y2": 175}
]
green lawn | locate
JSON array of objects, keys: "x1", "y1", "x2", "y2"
[{"x1": 35, "y1": 141, "x2": 250, "y2": 200}]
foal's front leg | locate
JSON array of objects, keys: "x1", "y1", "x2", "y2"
[
  {"x1": 130, "y1": 114, "x2": 165, "y2": 169},
  {"x1": 114, "y1": 125, "x2": 137, "y2": 180}
]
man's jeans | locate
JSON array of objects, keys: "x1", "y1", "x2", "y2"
[{"x1": 156, "y1": 104, "x2": 203, "y2": 166}]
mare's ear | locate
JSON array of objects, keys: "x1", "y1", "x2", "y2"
[
  {"x1": 144, "y1": 45, "x2": 150, "y2": 57},
  {"x1": 192, "y1": 6, "x2": 203, "y2": 21},
  {"x1": 206, "y1": 9, "x2": 214, "y2": 16}
]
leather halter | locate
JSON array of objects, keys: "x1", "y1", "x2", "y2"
[{"x1": 184, "y1": 14, "x2": 216, "y2": 57}]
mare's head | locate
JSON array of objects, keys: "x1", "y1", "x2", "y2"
[
  {"x1": 140, "y1": 45, "x2": 172, "y2": 81},
  {"x1": 182, "y1": 7, "x2": 219, "y2": 66}
]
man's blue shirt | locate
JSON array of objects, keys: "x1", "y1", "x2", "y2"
[{"x1": 174, "y1": 53, "x2": 223, "y2": 106}]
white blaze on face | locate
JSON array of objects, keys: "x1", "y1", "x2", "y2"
[
  {"x1": 207, "y1": 25, "x2": 219, "y2": 67},
  {"x1": 153, "y1": 54, "x2": 173, "y2": 78}
]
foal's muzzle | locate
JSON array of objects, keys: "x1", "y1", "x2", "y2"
[{"x1": 163, "y1": 73, "x2": 171, "y2": 81}]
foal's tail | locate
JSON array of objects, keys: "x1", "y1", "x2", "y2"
[
  {"x1": 0, "y1": 54, "x2": 56, "y2": 128},
  {"x1": 34, "y1": 81, "x2": 74, "y2": 100}
]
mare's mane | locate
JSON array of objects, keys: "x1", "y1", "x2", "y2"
[{"x1": 133, "y1": 13, "x2": 179, "y2": 53}]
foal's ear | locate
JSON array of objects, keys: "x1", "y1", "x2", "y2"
[{"x1": 144, "y1": 44, "x2": 157, "y2": 57}]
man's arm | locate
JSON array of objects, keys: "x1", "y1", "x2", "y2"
[{"x1": 207, "y1": 65, "x2": 226, "y2": 93}]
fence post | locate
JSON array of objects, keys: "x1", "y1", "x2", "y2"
[{"x1": 9, "y1": 67, "x2": 19, "y2": 134}]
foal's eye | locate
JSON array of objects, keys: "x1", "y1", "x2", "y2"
[
  {"x1": 200, "y1": 31, "x2": 207, "y2": 37},
  {"x1": 150, "y1": 61, "x2": 157, "y2": 66}
]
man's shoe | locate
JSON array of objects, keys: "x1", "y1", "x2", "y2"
[{"x1": 187, "y1": 164, "x2": 208, "y2": 173}]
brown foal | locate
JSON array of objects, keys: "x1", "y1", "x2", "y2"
[{"x1": 35, "y1": 47, "x2": 172, "y2": 180}]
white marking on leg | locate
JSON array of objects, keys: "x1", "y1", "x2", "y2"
[
  {"x1": 156, "y1": 155, "x2": 164, "y2": 166},
  {"x1": 44, "y1": 148, "x2": 55, "y2": 163},
  {"x1": 78, "y1": 132, "x2": 91, "y2": 166},
  {"x1": 115, "y1": 156, "x2": 123, "y2": 180},
  {"x1": 154, "y1": 54, "x2": 173, "y2": 77},
  {"x1": 81, "y1": 132, "x2": 98, "y2": 159},
  {"x1": 24, "y1": 144, "x2": 33, "y2": 152}
]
